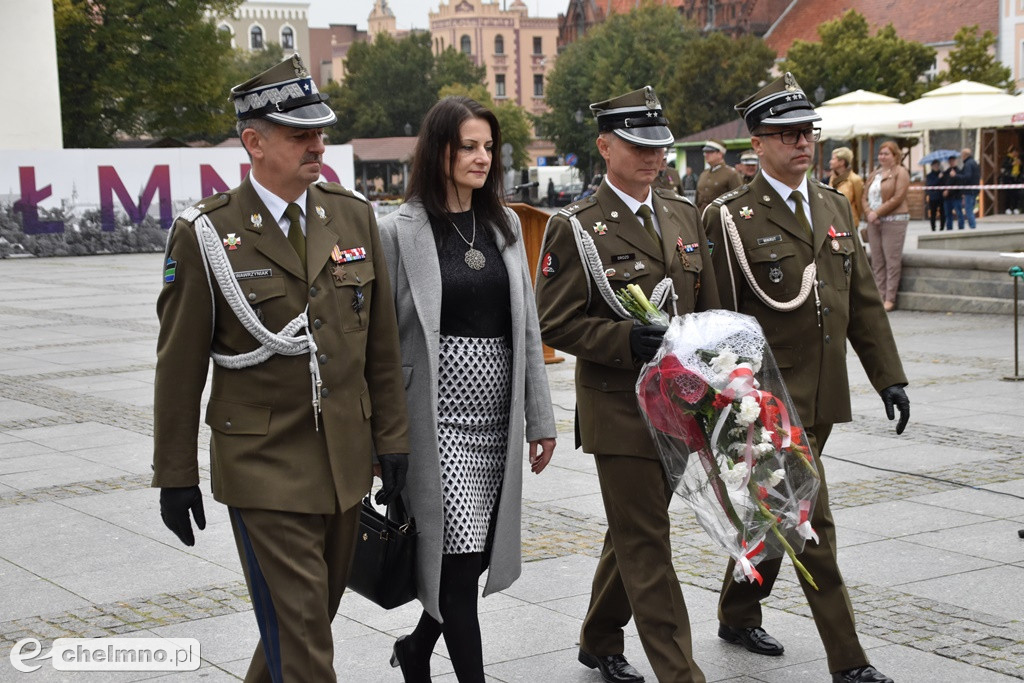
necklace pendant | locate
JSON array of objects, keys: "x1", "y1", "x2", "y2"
[{"x1": 464, "y1": 248, "x2": 486, "y2": 270}]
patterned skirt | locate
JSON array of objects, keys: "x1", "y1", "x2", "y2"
[{"x1": 437, "y1": 335, "x2": 512, "y2": 554}]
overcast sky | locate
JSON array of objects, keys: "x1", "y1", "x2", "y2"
[{"x1": 305, "y1": 0, "x2": 566, "y2": 31}]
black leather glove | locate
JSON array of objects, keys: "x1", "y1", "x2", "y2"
[
  {"x1": 879, "y1": 384, "x2": 910, "y2": 435},
  {"x1": 376, "y1": 453, "x2": 409, "y2": 506},
  {"x1": 629, "y1": 324, "x2": 668, "y2": 362},
  {"x1": 159, "y1": 486, "x2": 206, "y2": 546}
]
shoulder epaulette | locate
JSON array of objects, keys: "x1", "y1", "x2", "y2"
[
  {"x1": 176, "y1": 193, "x2": 230, "y2": 224},
  {"x1": 556, "y1": 195, "x2": 596, "y2": 217},
  {"x1": 711, "y1": 184, "x2": 750, "y2": 207},
  {"x1": 816, "y1": 180, "x2": 842, "y2": 196},
  {"x1": 654, "y1": 187, "x2": 694, "y2": 206},
  {"x1": 316, "y1": 181, "x2": 367, "y2": 202}
]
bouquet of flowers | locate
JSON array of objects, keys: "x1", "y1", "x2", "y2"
[{"x1": 630, "y1": 304, "x2": 821, "y2": 587}]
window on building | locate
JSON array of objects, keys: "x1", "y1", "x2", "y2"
[
  {"x1": 495, "y1": 35, "x2": 504, "y2": 55},
  {"x1": 534, "y1": 74, "x2": 544, "y2": 97},
  {"x1": 532, "y1": 36, "x2": 542, "y2": 55},
  {"x1": 496, "y1": 74, "x2": 506, "y2": 97},
  {"x1": 461, "y1": 35, "x2": 471, "y2": 54},
  {"x1": 250, "y1": 26, "x2": 263, "y2": 50},
  {"x1": 281, "y1": 26, "x2": 294, "y2": 49}
]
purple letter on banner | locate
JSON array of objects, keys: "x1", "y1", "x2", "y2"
[
  {"x1": 199, "y1": 165, "x2": 231, "y2": 197},
  {"x1": 98, "y1": 165, "x2": 173, "y2": 231},
  {"x1": 13, "y1": 167, "x2": 64, "y2": 234}
]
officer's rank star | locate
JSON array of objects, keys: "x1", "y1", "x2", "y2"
[
  {"x1": 331, "y1": 263, "x2": 347, "y2": 284},
  {"x1": 739, "y1": 207, "x2": 753, "y2": 219},
  {"x1": 223, "y1": 233, "x2": 242, "y2": 250},
  {"x1": 250, "y1": 213, "x2": 262, "y2": 229},
  {"x1": 593, "y1": 221, "x2": 608, "y2": 235}
]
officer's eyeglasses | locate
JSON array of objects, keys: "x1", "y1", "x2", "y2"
[{"x1": 757, "y1": 128, "x2": 821, "y2": 145}]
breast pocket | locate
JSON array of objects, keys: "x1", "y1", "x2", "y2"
[
  {"x1": 233, "y1": 276, "x2": 287, "y2": 331},
  {"x1": 827, "y1": 239, "x2": 856, "y2": 291},
  {"x1": 332, "y1": 260, "x2": 376, "y2": 332},
  {"x1": 748, "y1": 241, "x2": 802, "y2": 296}
]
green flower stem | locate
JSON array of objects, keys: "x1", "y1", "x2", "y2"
[{"x1": 756, "y1": 497, "x2": 819, "y2": 591}]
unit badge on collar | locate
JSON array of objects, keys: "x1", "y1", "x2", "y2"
[
  {"x1": 223, "y1": 233, "x2": 242, "y2": 250},
  {"x1": 739, "y1": 207, "x2": 753, "y2": 219},
  {"x1": 593, "y1": 221, "x2": 608, "y2": 235},
  {"x1": 250, "y1": 213, "x2": 262, "y2": 229},
  {"x1": 315, "y1": 205, "x2": 326, "y2": 220}
]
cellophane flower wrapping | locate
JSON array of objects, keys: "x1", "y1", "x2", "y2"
[{"x1": 635, "y1": 309, "x2": 821, "y2": 586}]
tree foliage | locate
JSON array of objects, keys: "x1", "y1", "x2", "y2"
[
  {"x1": 540, "y1": 4, "x2": 772, "y2": 176},
  {"x1": 438, "y1": 84, "x2": 533, "y2": 171},
  {"x1": 540, "y1": 5, "x2": 697, "y2": 177},
  {"x1": 327, "y1": 33, "x2": 487, "y2": 142},
  {"x1": 937, "y1": 25, "x2": 1014, "y2": 93},
  {"x1": 780, "y1": 11, "x2": 935, "y2": 103},
  {"x1": 662, "y1": 32, "x2": 775, "y2": 136},
  {"x1": 53, "y1": 0, "x2": 241, "y2": 147}
]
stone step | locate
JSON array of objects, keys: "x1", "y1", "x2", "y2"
[{"x1": 886, "y1": 249, "x2": 1024, "y2": 314}]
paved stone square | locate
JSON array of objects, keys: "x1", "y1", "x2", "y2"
[{"x1": 0, "y1": 239, "x2": 1021, "y2": 681}]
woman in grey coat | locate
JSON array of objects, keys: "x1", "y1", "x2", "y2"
[{"x1": 378, "y1": 96, "x2": 557, "y2": 682}]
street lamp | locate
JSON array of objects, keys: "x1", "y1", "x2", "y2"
[{"x1": 404, "y1": 122, "x2": 412, "y2": 136}]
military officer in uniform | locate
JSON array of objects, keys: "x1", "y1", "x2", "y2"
[
  {"x1": 535, "y1": 86, "x2": 719, "y2": 683},
  {"x1": 703, "y1": 72, "x2": 910, "y2": 683},
  {"x1": 696, "y1": 138, "x2": 742, "y2": 215},
  {"x1": 152, "y1": 55, "x2": 410, "y2": 682},
  {"x1": 737, "y1": 149, "x2": 759, "y2": 184}
]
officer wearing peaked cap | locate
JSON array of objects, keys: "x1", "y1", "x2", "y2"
[
  {"x1": 738, "y1": 149, "x2": 759, "y2": 184},
  {"x1": 696, "y1": 137, "x2": 742, "y2": 215},
  {"x1": 703, "y1": 72, "x2": 908, "y2": 683},
  {"x1": 536, "y1": 86, "x2": 718, "y2": 683},
  {"x1": 153, "y1": 54, "x2": 410, "y2": 682}
]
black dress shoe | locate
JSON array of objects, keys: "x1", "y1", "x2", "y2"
[
  {"x1": 578, "y1": 649, "x2": 645, "y2": 683},
  {"x1": 831, "y1": 665, "x2": 893, "y2": 683},
  {"x1": 717, "y1": 623, "x2": 785, "y2": 656},
  {"x1": 390, "y1": 635, "x2": 430, "y2": 683}
]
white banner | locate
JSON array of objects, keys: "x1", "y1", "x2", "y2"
[{"x1": 1, "y1": 145, "x2": 355, "y2": 234}]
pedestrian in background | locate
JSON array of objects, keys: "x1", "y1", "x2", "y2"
[
  {"x1": 959, "y1": 147, "x2": 980, "y2": 229},
  {"x1": 925, "y1": 159, "x2": 945, "y2": 231},
  {"x1": 1000, "y1": 146, "x2": 1023, "y2": 215},
  {"x1": 829, "y1": 146, "x2": 864, "y2": 225},
  {"x1": 942, "y1": 154, "x2": 964, "y2": 230},
  {"x1": 696, "y1": 138, "x2": 742, "y2": 215},
  {"x1": 862, "y1": 141, "x2": 910, "y2": 311},
  {"x1": 378, "y1": 95, "x2": 557, "y2": 683}
]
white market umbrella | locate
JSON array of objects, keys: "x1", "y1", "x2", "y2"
[
  {"x1": 811, "y1": 89, "x2": 901, "y2": 140},
  {"x1": 872, "y1": 80, "x2": 1016, "y2": 134},
  {"x1": 960, "y1": 93, "x2": 1024, "y2": 128}
]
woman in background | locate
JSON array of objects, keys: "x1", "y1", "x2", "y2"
[
  {"x1": 377, "y1": 96, "x2": 557, "y2": 683},
  {"x1": 862, "y1": 141, "x2": 910, "y2": 312}
]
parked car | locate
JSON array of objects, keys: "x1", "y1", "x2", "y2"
[{"x1": 549, "y1": 182, "x2": 585, "y2": 207}]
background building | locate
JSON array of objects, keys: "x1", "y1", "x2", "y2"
[
  {"x1": 214, "y1": 0, "x2": 312, "y2": 74},
  {"x1": 429, "y1": 0, "x2": 559, "y2": 116},
  {"x1": 1, "y1": 0, "x2": 62, "y2": 149}
]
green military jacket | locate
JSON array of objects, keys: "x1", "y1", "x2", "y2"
[
  {"x1": 152, "y1": 176, "x2": 409, "y2": 513},
  {"x1": 696, "y1": 163, "x2": 743, "y2": 215},
  {"x1": 535, "y1": 181, "x2": 721, "y2": 457},
  {"x1": 703, "y1": 172, "x2": 907, "y2": 428}
]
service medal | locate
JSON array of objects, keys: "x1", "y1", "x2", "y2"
[
  {"x1": 593, "y1": 221, "x2": 608, "y2": 235},
  {"x1": 739, "y1": 207, "x2": 753, "y2": 219},
  {"x1": 769, "y1": 265, "x2": 783, "y2": 283},
  {"x1": 223, "y1": 233, "x2": 242, "y2": 250},
  {"x1": 831, "y1": 239, "x2": 841, "y2": 252}
]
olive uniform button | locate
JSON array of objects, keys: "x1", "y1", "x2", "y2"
[
  {"x1": 248, "y1": 292, "x2": 256, "y2": 301},
  {"x1": 825, "y1": 335, "x2": 831, "y2": 343},
  {"x1": 313, "y1": 319, "x2": 322, "y2": 329},
  {"x1": 823, "y1": 307, "x2": 831, "y2": 316},
  {"x1": 319, "y1": 354, "x2": 328, "y2": 364},
  {"x1": 309, "y1": 286, "x2": 318, "y2": 297},
  {"x1": 224, "y1": 420, "x2": 232, "y2": 429},
  {"x1": 321, "y1": 387, "x2": 330, "y2": 398}
]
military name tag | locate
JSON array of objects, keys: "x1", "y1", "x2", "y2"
[
  {"x1": 235, "y1": 268, "x2": 273, "y2": 280},
  {"x1": 756, "y1": 235, "x2": 783, "y2": 246},
  {"x1": 612, "y1": 253, "x2": 635, "y2": 262}
]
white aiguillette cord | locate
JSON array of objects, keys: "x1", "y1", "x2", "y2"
[
  {"x1": 191, "y1": 213, "x2": 324, "y2": 430},
  {"x1": 718, "y1": 204, "x2": 820, "y2": 324}
]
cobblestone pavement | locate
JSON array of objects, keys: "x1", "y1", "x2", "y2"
[{"x1": 0, "y1": 251, "x2": 1022, "y2": 682}]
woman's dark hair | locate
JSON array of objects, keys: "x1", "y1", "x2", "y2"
[{"x1": 406, "y1": 96, "x2": 515, "y2": 246}]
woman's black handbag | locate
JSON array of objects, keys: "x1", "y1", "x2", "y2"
[{"x1": 349, "y1": 495, "x2": 418, "y2": 609}]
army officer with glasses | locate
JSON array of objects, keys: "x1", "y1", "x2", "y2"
[{"x1": 702, "y1": 73, "x2": 910, "y2": 683}]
